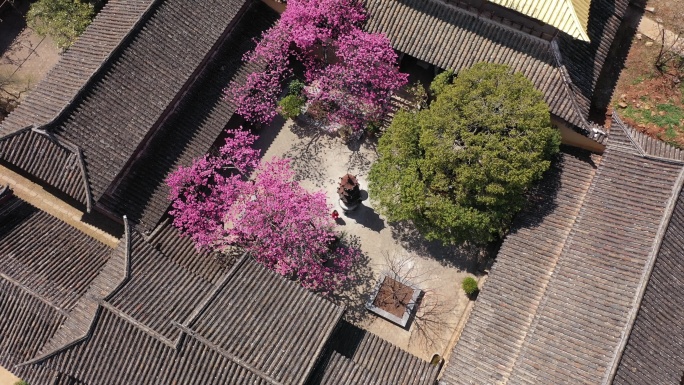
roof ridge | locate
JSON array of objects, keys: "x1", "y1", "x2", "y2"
[
  {"x1": 0, "y1": 273, "x2": 70, "y2": 317},
  {"x1": 17, "y1": 217, "x2": 131, "y2": 367},
  {"x1": 612, "y1": 113, "x2": 684, "y2": 164},
  {"x1": 176, "y1": 252, "x2": 250, "y2": 337},
  {"x1": 603, "y1": 164, "x2": 684, "y2": 384},
  {"x1": 174, "y1": 322, "x2": 285, "y2": 385}
]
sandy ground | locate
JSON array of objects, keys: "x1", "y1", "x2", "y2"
[
  {"x1": 0, "y1": 365, "x2": 19, "y2": 385},
  {"x1": 255, "y1": 117, "x2": 480, "y2": 361}
]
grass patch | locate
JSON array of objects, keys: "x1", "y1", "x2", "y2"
[{"x1": 622, "y1": 102, "x2": 684, "y2": 129}]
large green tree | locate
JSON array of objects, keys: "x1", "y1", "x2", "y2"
[
  {"x1": 27, "y1": 0, "x2": 95, "y2": 49},
  {"x1": 369, "y1": 63, "x2": 561, "y2": 245}
]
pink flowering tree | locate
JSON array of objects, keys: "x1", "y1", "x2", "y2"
[
  {"x1": 229, "y1": 0, "x2": 408, "y2": 135},
  {"x1": 167, "y1": 129, "x2": 359, "y2": 292}
]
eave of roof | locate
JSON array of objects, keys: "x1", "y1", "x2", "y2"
[
  {"x1": 487, "y1": 0, "x2": 591, "y2": 41},
  {"x1": 364, "y1": 0, "x2": 629, "y2": 137}
]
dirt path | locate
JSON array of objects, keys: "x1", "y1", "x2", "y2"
[
  {"x1": 0, "y1": 366, "x2": 18, "y2": 385},
  {"x1": 638, "y1": 16, "x2": 683, "y2": 55}
]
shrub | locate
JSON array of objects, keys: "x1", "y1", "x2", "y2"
[
  {"x1": 407, "y1": 81, "x2": 428, "y2": 109},
  {"x1": 462, "y1": 277, "x2": 479, "y2": 296},
  {"x1": 278, "y1": 94, "x2": 305, "y2": 120},
  {"x1": 429, "y1": 69, "x2": 455, "y2": 97},
  {"x1": 27, "y1": 0, "x2": 95, "y2": 49},
  {"x1": 15, "y1": 380, "x2": 29, "y2": 385},
  {"x1": 287, "y1": 79, "x2": 305, "y2": 96}
]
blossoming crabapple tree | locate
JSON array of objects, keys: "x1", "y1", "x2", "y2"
[
  {"x1": 167, "y1": 129, "x2": 358, "y2": 292},
  {"x1": 229, "y1": 0, "x2": 408, "y2": 134}
]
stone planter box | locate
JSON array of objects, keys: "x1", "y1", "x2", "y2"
[{"x1": 366, "y1": 274, "x2": 422, "y2": 328}]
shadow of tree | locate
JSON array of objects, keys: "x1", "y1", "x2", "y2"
[
  {"x1": 389, "y1": 220, "x2": 483, "y2": 273},
  {"x1": 344, "y1": 143, "x2": 375, "y2": 177},
  {"x1": 330, "y1": 234, "x2": 375, "y2": 325},
  {"x1": 283, "y1": 120, "x2": 336, "y2": 188}
]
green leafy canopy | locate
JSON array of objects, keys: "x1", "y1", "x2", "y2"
[
  {"x1": 27, "y1": 0, "x2": 95, "y2": 49},
  {"x1": 369, "y1": 62, "x2": 561, "y2": 245}
]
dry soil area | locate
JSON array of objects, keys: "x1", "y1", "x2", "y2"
[{"x1": 611, "y1": 5, "x2": 684, "y2": 146}]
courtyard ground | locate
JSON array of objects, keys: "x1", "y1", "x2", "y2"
[
  {"x1": 0, "y1": 0, "x2": 61, "y2": 119},
  {"x1": 255, "y1": 116, "x2": 482, "y2": 361}
]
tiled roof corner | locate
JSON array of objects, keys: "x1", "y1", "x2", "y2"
[
  {"x1": 611, "y1": 113, "x2": 684, "y2": 162},
  {"x1": 0, "y1": 127, "x2": 92, "y2": 210}
]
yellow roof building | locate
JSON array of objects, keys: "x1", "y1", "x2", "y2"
[{"x1": 487, "y1": 0, "x2": 591, "y2": 41}]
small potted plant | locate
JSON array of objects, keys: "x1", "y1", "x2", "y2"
[{"x1": 338, "y1": 173, "x2": 362, "y2": 212}]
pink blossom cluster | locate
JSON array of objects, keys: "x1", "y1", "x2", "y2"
[
  {"x1": 167, "y1": 129, "x2": 359, "y2": 292},
  {"x1": 228, "y1": 0, "x2": 407, "y2": 133}
]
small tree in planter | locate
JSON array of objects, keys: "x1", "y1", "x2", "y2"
[
  {"x1": 338, "y1": 173, "x2": 362, "y2": 212},
  {"x1": 167, "y1": 129, "x2": 360, "y2": 293}
]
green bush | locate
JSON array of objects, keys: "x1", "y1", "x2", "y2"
[
  {"x1": 27, "y1": 0, "x2": 95, "y2": 49},
  {"x1": 462, "y1": 277, "x2": 479, "y2": 296},
  {"x1": 278, "y1": 94, "x2": 305, "y2": 120},
  {"x1": 407, "y1": 81, "x2": 428, "y2": 109},
  {"x1": 429, "y1": 69, "x2": 454, "y2": 97},
  {"x1": 287, "y1": 79, "x2": 305, "y2": 96},
  {"x1": 15, "y1": 380, "x2": 29, "y2": 385}
]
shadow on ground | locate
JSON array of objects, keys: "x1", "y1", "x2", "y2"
[
  {"x1": 330, "y1": 234, "x2": 375, "y2": 325},
  {"x1": 343, "y1": 204, "x2": 385, "y2": 232},
  {"x1": 282, "y1": 119, "x2": 335, "y2": 188},
  {"x1": 389, "y1": 220, "x2": 482, "y2": 273},
  {"x1": 0, "y1": 1, "x2": 28, "y2": 56}
]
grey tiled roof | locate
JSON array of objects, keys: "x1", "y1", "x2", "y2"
[
  {"x1": 0, "y1": 192, "x2": 120, "y2": 385},
  {"x1": 0, "y1": 193, "x2": 112, "y2": 311},
  {"x1": 0, "y1": 0, "x2": 253, "y2": 211},
  {"x1": 44, "y1": 305, "x2": 273, "y2": 385},
  {"x1": 310, "y1": 321, "x2": 440, "y2": 385},
  {"x1": 0, "y1": 128, "x2": 90, "y2": 207},
  {"x1": 0, "y1": 276, "x2": 66, "y2": 383},
  {"x1": 612, "y1": 190, "x2": 684, "y2": 385},
  {"x1": 364, "y1": 0, "x2": 629, "y2": 133},
  {"x1": 37, "y1": 251, "x2": 344, "y2": 385},
  {"x1": 0, "y1": 0, "x2": 156, "y2": 132},
  {"x1": 442, "y1": 121, "x2": 684, "y2": 384},
  {"x1": 50, "y1": 0, "x2": 250, "y2": 202},
  {"x1": 103, "y1": 2, "x2": 278, "y2": 233}
]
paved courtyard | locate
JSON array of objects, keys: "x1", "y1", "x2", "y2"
[{"x1": 255, "y1": 117, "x2": 481, "y2": 361}]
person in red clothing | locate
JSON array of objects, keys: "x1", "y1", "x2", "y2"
[{"x1": 331, "y1": 210, "x2": 340, "y2": 220}]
